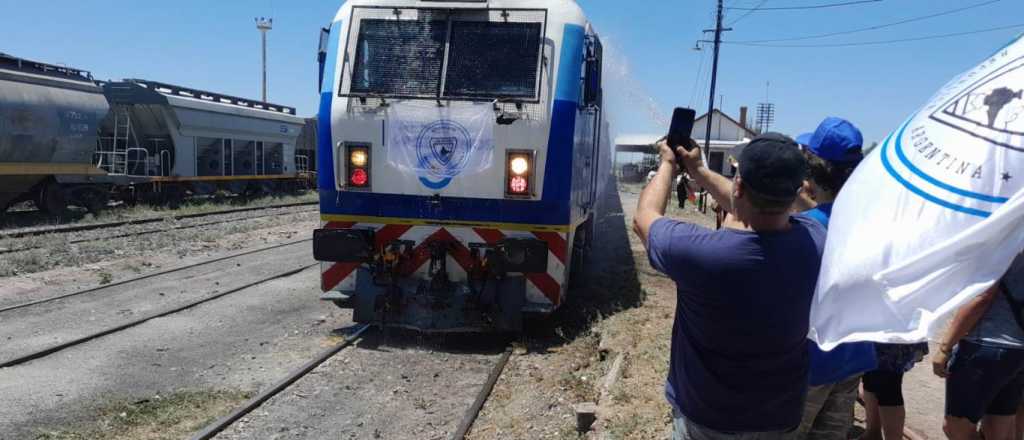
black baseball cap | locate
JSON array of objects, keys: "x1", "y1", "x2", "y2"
[{"x1": 738, "y1": 133, "x2": 807, "y2": 200}]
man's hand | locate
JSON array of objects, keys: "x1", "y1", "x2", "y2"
[
  {"x1": 932, "y1": 348, "x2": 952, "y2": 378},
  {"x1": 656, "y1": 140, "x2": 681, "y2": 173},
  {"x1": 678, "y1": 139, "x2": 704, "y2": 175}
]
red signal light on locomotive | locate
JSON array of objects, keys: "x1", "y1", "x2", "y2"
[
  {"x1": 350, "y1": 168, "x2": 368, "y2": 186},
  {"x1": 346, "y1": 144, "x2": 370, "y2": 189},
  {"x1": 505, "y1": 150, "x2": 534, "y2": 197}
]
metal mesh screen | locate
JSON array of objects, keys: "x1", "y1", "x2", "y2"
[
  {"x1": 350, "y1": 19, "x2": 447, "y2": 97},
  {"x1": 444, "y1": 21, "x2": 541, "y2": 99},
  {"x1": 343, "y1": 7, "x2": 546, "y2": 101}
]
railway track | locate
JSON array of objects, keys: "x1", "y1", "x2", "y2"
[
  {"x1": 0, "y1": 240, "x2": 317, "y2": 368},
  {"x1": 190, "y1": 324, "x2": 373, "y2": 440},
  {"x1": 451, "y1": 348, "x2": 513, "y2": 440},
  {"x1": 188, "y1": 328, "x2": 512, "y2": 440},
  {"x1": 0, "y1": 201, "x2": 318, "y2": 240},
  {"x1": 0, "y1": 238, "x2": 312, "y2": 313},
  {"x1": 0, "y1": 207, "x2": 318, "y2": 256}
]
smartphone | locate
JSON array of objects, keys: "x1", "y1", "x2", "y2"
[{"x1": 668, "y1": 107, "x2": 697, "y2": 150}]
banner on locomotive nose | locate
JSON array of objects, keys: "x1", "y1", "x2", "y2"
[
  {"x1": 809, "y1": 35, "x2": 1024, "y2": 351},
  {"x1": 385, "y1": 101, "x2": 495, "y2": 181}
]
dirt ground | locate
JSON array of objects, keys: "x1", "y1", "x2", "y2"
[{"x1": 0, "y1": 198, "x2": 335, "y2": 440}]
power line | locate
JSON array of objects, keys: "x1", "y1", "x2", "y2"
[
  {"x1": 733, "y1": 0, "x2": 1000, "y2": 43},
  {"x1": 723, "y1": 23, "x2": 1024, "y2": 47},
  {"x1": 689, "y1": 48, "x2": 709, "y2": 108},
  {"x1": 726, "y1": 0, "x2": 768, "y2": 25},
  {"x1": 727, "y1": 0, "x2": 882, "y2": 11}
]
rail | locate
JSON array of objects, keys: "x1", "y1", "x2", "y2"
[
  {"x1": 189, "y1": 324, "x2": 372, "y2": 440},
  {"x1": 0, "y1": 258, "x2": 318, "y2": 368},
  {"x1": 0, "y1": 201, "x2": 318, "y2": 240}
]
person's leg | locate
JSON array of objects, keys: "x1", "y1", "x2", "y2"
[
  {"x1": 868, "y1": 370, "x2": 907, "y2": 440},
  {"x1": 806, "y1": 375, "x2": 860, "y2": 440},
  {"x1": 944, "y1": 341, "x2": 1010, "y2": 440},
  {"x1": 797, "y1": 383, "x2": 832, "y2": 438},
  {"x1": 979, "y1": 363, "x2": 1024, "y2": 440},
  {"x1": 877, "y1": 405, "x2": 906, "y2": 440},
  {"x1": 981, "y1": 416, "x2": 1017, "y2": 440},
  {"x1": 860, "y1": 373, "x2": 883, "y2": 440},
  {"x1": 1015, "y1": 402, "x2": 1024, "y2": 440}
]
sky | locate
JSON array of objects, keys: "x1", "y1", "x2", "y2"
[{"x1": 2, "y1": 0, "x2": 1021, "y2": 144}]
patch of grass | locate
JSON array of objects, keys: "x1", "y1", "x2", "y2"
[
  {"x1": 557, "y1": 425, "x2": 584, "y2": 439},
  {"x1": 97, "y1": 271, "x2": 113, "y2": 285},
  {"x1": 0, "y1": 248, "x2": 49, "y2": 276},
  {"x1": 33, "y1": 389, "x2": 250, "y2": 440}
]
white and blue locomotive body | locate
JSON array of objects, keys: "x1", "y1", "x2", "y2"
[{"x1": 315, "y1": 0, "x2": 604, "y2": 331}]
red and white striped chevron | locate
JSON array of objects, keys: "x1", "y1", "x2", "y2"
[{"x1": 319, "y1": 221, "x2": 569, "y2": 310}]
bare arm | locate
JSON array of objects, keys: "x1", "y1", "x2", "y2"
[
  {"x1": 932, "y1": 283, "x2": 1000, "y2": 378},
  {"x1": 678, "y1": 139, "x2": 735, "y2": 214},
  {"x1": 633, "y1": 141, "x2": 678, "y2": 248}
]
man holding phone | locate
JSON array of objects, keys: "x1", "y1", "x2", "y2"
[{"x1": 634, "y1": 133, "x2": 826, "y2": 439}]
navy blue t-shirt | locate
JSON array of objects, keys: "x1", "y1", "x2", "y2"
[{"x1": 648, "y1": 215, "x2": 826, "y2": 432}]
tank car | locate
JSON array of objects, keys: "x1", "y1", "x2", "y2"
[{"x1": 0, "y1": 53, "x2": 110, "y2": 214}]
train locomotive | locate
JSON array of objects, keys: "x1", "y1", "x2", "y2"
[
  {"x1": 0, "y1": 53, "x2": 316, "y2": 215},
  {"x1": 314, "y1": 0, "x2": 606, "y2": 331}
]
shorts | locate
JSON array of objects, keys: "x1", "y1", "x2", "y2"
[
  {"x1": 672, "y1": 408, "x2": 795, "y2": 440},
  {"x1": 862, "y1": 370, "x2": 905, "y2": 407},
  {"x1": 945, "y1": 340, "x2": 1024, "y2": 424}
]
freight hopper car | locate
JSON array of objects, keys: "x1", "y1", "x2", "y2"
[
  {"x1": 0, "y1": 53, "x2": 109, "y2": 214},
  {"x1": 88, "y1": 79, "x2": 309, "y2": 206},
  {"x1": 314, "y1": 0, "x2": 606, "y2": 332}
]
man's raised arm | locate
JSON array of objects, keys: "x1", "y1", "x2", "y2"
[{"x1": 633, "y1": 140, "x2": 678, "y2": 248}]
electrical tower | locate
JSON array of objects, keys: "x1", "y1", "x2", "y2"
[
  {"x1": 756, "y1": 103, "x2": 775, "y2": 134},
  {"x1": 256, "y1": 17, "x2": 273, "y2": 102}
]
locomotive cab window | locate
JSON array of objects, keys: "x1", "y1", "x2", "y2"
[
  {"x1": 350, "y1": 19, "x2": 447, "y2": 97},
  {"x1": 343, "y1": 9, "x2": 546, "y2": 102},
  {"x1": 443, "y1": 21, "x2": 542, "y2": 99}
]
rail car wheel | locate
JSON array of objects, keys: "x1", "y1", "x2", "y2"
[
  {"x1": 79, "y1": 188, "x2": 110, "y2": 215},
  {"x1": 36, "y1": 181, "x2": 68, "y2": 217},
  {"x1": 161, "y1": 185, "x2": 185, "y2": 209}
]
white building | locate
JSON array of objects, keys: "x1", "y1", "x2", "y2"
[{"x1": 615, "y1": 107, "x2": 757, "y2": 178}]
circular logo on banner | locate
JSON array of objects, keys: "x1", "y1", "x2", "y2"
[
  {"x1": 879, "y1": 44, "x2": 1023, "y2": 218},
  {"x1": 416, "y1": 120, "x2": 472, "y2": 189}
]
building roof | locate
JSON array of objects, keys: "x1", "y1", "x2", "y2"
[{"x1": 695, "y1": 109, "x2": 758, "y2": 139}]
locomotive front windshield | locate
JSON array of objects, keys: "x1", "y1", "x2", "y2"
[
  {"x1": 351, "y1": 19, "x2": 447, "y2": 96},
  {"x1": 349, "y1": 16, "x2": 543, "y2": 100},
  {"x1": 444, "y1": 21, "x2": 542, "y2": 98}
]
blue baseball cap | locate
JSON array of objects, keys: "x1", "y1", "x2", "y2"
[{"x1": 796, "y1": 117, "x2": 864, "y2": 163}]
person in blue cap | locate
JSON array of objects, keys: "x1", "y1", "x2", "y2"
[{"x1": 794, "y1": 117, "x2": 881, "y2": 440}]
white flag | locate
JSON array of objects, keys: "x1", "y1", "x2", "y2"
[
  {"x1": 810, "y1": 36, "x2": 1024, "y2": 351},
  {"x1": 385, "y1": 101, "x2": 494, "y2": 179}
]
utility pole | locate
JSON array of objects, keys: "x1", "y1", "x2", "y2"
[
  {"x1": 702, "y1": 0, "x2": 731, "y2": 161},
  {"x1": 256, "y1": 17, "x2": 273, "y2": 102}
]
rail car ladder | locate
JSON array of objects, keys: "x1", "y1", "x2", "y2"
[{"x1": 109, "y1": 106, "x2": 132, "y2": 175}]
